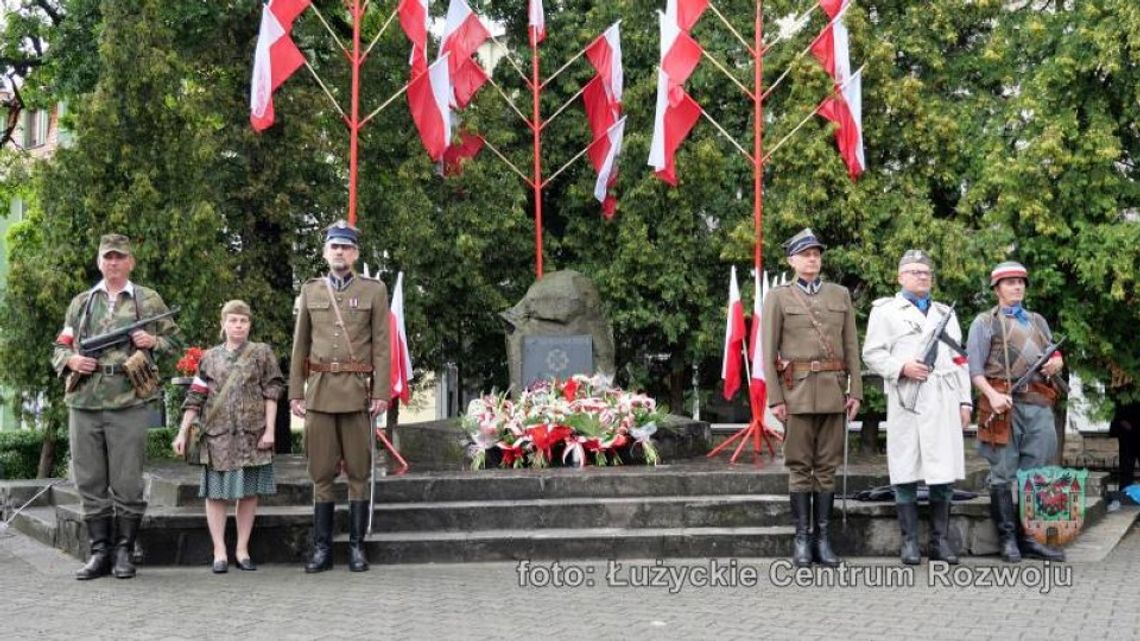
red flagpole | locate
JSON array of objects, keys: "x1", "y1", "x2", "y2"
[
  {"x1": 347, "y1": 0, "x2": 363, "y2": 227},
  {"x1": 531, "y1": 37, "x2": 544, "y2": 279},
  {"x1": 754, "y1": 1, "x2": 764, "y2": 276}
]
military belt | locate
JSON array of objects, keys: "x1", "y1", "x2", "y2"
[
  {"x1": 97, "y1": 364, "x2": 126, "y2": 376},
  {"x1": 790, "y1": 359, "x2": 846, "y2": 374},
  {"x1": 307, "y1": 360, "x2": 372, "y2": 374}
]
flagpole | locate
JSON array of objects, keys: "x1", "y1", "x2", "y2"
[
  {"x1": 531, "y1": 32, "x2": 544, "y2": 279},
  {"x1": 754, "y1": 0, "x2": 764, "y2": 276},
  {"x1": 347, "y1": 0, "x2": 364, "y2": 227}
]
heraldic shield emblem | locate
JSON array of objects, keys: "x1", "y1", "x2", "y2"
[{"x1": 1017, "y1": 466, "x2": 1089, "y2": 547}]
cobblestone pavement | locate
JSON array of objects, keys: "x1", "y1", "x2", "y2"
[{"x1": 2, "y1": 518, "x2": 1137, "y2": 641}]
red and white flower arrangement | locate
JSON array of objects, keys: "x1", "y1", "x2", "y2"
[{"x1": 464, "y1": 374, "x2": 663, "y2": 470}]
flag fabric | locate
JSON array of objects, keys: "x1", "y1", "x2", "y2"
[
  {"x1": 818, "y1": 69, "x2": 865, "y2": 178},
  {"x1": 721, "y1": 266, "x2": 747, "y2": 400},
  {"x1": 588, "y1": 117, "x2": 626, "y2": 218},
  {"x1": 648, "y1": 0, "x2": 708, "y2": 184},
  {"x1": 582, "y1": 23, "x2": 625, "y2": 215},
  {"x1": 407, "y1": 56, "x2": 452, "y2": 161},
  {"x1": 439, "y1": 0, "x2": 490, "y2": 108},
  {"x1": 528, "y1": 0, "x2": 545, "y2": 46},
  {"x1": 389, "y1": 272, "x2": 414, "y2": 405},
  {"x1": 748, "y1": 270, "x2": 768, "y2": 417},
  {"x1": 250, "y1": 0, "x2": 311, "y2": 131},
  {"x1": 809, "y1": 0, "x2": 865, "y2": 179},
  {"x1": 398, "y1": 0, "x2": 430, "y2": 76},
  {"x1": 443, "y1": 131, "x2": 484, "y2": 175}
]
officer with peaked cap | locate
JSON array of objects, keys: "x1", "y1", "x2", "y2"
[
  {"x1": 965, "y1": 261, "x2": 1066, "y2": 562},
  {"x1": 289, "y1": 220, "x2": 390, "y2": 573},
  {"x1": 863, "y1": 249, "x2": 971, "y2": 565},
  {"x1": 762, "y1": 228, "x2": 862, "y2": 568}
]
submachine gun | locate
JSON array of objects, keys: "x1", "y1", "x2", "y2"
[
  {"x1": 899, "y1": 303, "x2": 966, "y2": 412},
  {"x1": 982, "y1": 336, "x2": 1068, "y2": 428},
  {"x1": 66, "y1": 307, "x2": 181, "y2": 393}
]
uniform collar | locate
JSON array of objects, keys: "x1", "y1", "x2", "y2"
[
  {"x1": 795, "y1": 277, "x2": 822, "y2": 296},
  {"x1": 93, "y1": 279, "x2": 135, "y2": 298},
  {"x1": 327, "y1": 271, "x2": 355, "y2": 291},
  {"x1": 900, "y1": 290, "x2": 931, "y2": 314}
]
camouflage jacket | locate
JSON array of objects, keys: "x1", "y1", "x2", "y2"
[
  {"x1": 52, "y1": 281, "x2": 181, "y2": 410},
  {"x1": 182, "y1": 342, "x2": 283, "y2": 472}
]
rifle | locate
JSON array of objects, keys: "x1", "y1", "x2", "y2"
[
  {"x1": 77, "y1": 307, "x2": 181, "y2": 357},
  {"x1": 983, "y1": 336, "x2": 1068, "y2": 428},
  {"x1": 65, "y1": 307, "x2": 180, "y2": 392},
  {"x1": 899, "y1": 303, "x2": 963, "y2": 412}
]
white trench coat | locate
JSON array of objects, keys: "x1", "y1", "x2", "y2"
[{"x1": 862, "y1": 294, "x2": 971, "y2": 485}]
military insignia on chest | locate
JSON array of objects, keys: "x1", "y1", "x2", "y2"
[{"x1": 349, "y1": 297, "x2": 359, "y2": 309}]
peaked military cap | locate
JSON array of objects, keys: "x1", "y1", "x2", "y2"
[
  {"x1": 783, "y1": 228, "x2": 826, "y2": 257},
  {"x1": 325, "y1": 219, "x2": 359, "y2": 247}
]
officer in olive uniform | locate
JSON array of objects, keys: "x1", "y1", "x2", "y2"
[
  {"x1": 52, "y1": 234, "x2": 181, "y2": 580},
  {"x1": 762, "y1": 228, "x2": 862, "y2": 568},
  {"x1": 289, "y1": 221, "x2": 390, "y2": 573}
]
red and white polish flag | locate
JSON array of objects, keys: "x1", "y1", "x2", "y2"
[
  {"x1": 588, "y1": 117, "x2": 626, "y2": 219},
  {"x1": 250, "y1": 0, "x2": 311, "y2": 131},
  {"x1": 389, "y1": 272, "x2": 414, "y2": 406},
  {"x1": 648, "y1": 0, "x2": 707, "y2": 184},
  {"x1": 721, "y1": 266, "x2": 747, "y2": 400},
  {"x1": 585, "y1": 22, "x2": 623, "y2": 109},
  {"x1": 528, "y1": 0, "x2": 545, "y2": 46},
  {"x1": 818, "y1": 69, "x2": 865, "y2": 178},
  {"x1": 440, "y1": 0, "x2": 491, "y2": 108},
  {"x1": 748, "y1": 270, "x2": 768, "y2": 415},
  {"x1": 407, "y1": 55, "x2": 453, "y2": 161},
  {"x1": 398, "y1": 0, "x2": 430, "y2": 76}
]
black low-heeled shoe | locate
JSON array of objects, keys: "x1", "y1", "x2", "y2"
[
  {"x1": 235, "y1": 558, "x2": 256, "y2": 571},
  {"x1": 212, "y1": 559, "x2": 228, "y2": 574}
]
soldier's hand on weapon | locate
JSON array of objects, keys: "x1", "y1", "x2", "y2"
[
  {"x1": 369, "y1": 398, "x2": 389, "y2": 418},
  {"x1": 130, "y1": 329, "x2": 157, "y2": 349},
  {"x1": 900, "y1": 360, "x2": 931, "y2": 381},
  {"x1": 290, "y1": 399, "x2": 306, "y2": 418},
  {"x1": 771, "y1": 403, "x2": 787, "y2": 422},
  {"x1": 986, "y1": 391, "x2": 1013, "y2": 414},
  {"x1": 845, "y1": 397, "x2": 861, "y2": 422},
  {"x1": 1042, "y1": 354, "x2": 1064, "y2": 377},
  {"x1": 67, "y1": 354, "x2": 98, "y2": 374}
]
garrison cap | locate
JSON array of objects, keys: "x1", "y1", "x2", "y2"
[
  {"x1": 325, "y1": 219, "x2": 359, "y2": 247},
  {"x1": 898, "y1": 249, "x2": 934, "y2": 270},
  {"x1": 98, "y1": 234, "x2": 132, "y2": 257},
  {"x1": 220, "y1": 299, "x2": 252, "y2": 320}
]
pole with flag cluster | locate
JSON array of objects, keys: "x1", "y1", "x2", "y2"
[{"x1": 653, "y1": 0, "x2": 865, "y2": 463}]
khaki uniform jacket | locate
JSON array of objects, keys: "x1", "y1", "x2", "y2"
[
  {"x1": 289, "y1": 275, "x2": 390, "y2": 413},
  {"x1": 761, "y1": 282, "x2": 863, "y2": 414}
]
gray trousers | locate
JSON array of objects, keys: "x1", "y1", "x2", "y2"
[
  {"x1": 977, "y1": 403, "x2": 1057, "y2": 487},
  {"x1": 68, "y1": 404, "x2": 151, "y2": 519}
]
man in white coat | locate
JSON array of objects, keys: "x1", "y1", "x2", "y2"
[{"x1": 863, "y1": 250, "x2": 972, "y2": 565}]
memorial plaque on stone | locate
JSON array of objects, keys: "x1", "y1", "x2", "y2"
[{"x1": 522, "y1": 335, "x2": 593, "y2": 387}]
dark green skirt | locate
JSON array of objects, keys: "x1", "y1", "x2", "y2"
[{"x1": 199, "y1": 463, "x2": 277, "y2": 500}]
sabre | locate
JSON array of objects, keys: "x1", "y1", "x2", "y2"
[
  {"x1": 368, "y1": 413, "x2": 378, "y2": 536},
  {"x1": 843, "y1": 379, "x2": 851, "y2": 526}
]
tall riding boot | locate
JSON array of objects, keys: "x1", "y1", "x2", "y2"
[
  {"x1": 1017, "y1": 509, "x2": 1065, "y2": 562},
  {"x1": 305, "y1": 502, "x2": 335, "y2": 573},
  {"x1": 347, "y1": 500, "x2": 370, "y2": 572},
  {"x1": 111, "y1": 514, "x2": 141, "y2": 579},
  {"x1": 989, "y1": 486, "x2": 1021, "y2": 563},
  {"x1": 789, "y1": 492, "x2": 813, "y2": 568},
  {"x1": 896, "y1": 502, "x2": 921, "y2": 565},
  {"x1": 75, "y1": 517, "x2": 113, "y2": 580},
  {"x1": 811, "y1": 491, "x2": 842, "y2": 567},
  {"x1": 928, "y1": 500, "x2": 959, "y2": 564}
]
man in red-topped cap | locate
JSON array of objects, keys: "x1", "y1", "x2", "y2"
[{"x1": 965, "y1": 261, "x2": 1066, "y2": 563}]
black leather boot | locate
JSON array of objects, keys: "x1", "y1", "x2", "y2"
[
  {"x1": 305, "y1": 502, "x2": 335, "y2": 573},
  {"x1": 75, "y1": 517, "x2": 113, "y2": 580},
  {"x1": 896, "y1": 502, "x2": 921, "y2": 565},
  {"x1": 989, "y1": 486, "x2": 1021, "y2": 563},
  {"x1": 347, "y1": 500, "x2": 370, "y2": 572},
  {"x1": 928, "y1": 500, "x2": 959, "y2": 564},
  {"x1": 811, "y1": 491, "x2": 842, "y2": 567},
  {"x1": 111, "y1": 514, "x2": 141, "y2": 579},
  {"x1": 789, "y1": 492, "x2": 813, "y2": 568}
]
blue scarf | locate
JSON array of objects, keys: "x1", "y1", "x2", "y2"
[
  {"x1": 1001, "y1": 304, "x2": 1031, "y2": 326},
  {"x1": 901, "y1": 290, "x2": 931, "y2": 314}
]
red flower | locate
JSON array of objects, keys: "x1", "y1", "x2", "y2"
[
  {"x1": 562, "y1": 378, "x2": 580, "y2": 401},
  {"x1": 176, "y1": 346, "x2": 204, "y2": 376}
]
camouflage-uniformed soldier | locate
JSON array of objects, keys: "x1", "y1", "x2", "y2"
[
  {"x1": 289, "y1": 221, "x2": 390, "y2": 573},
  {"x1": 762, "y1": 228, "x2": 862, "y2": 568},
  {"x1": 51, "y1": 234, "x2": 181, "y2": 580}
]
